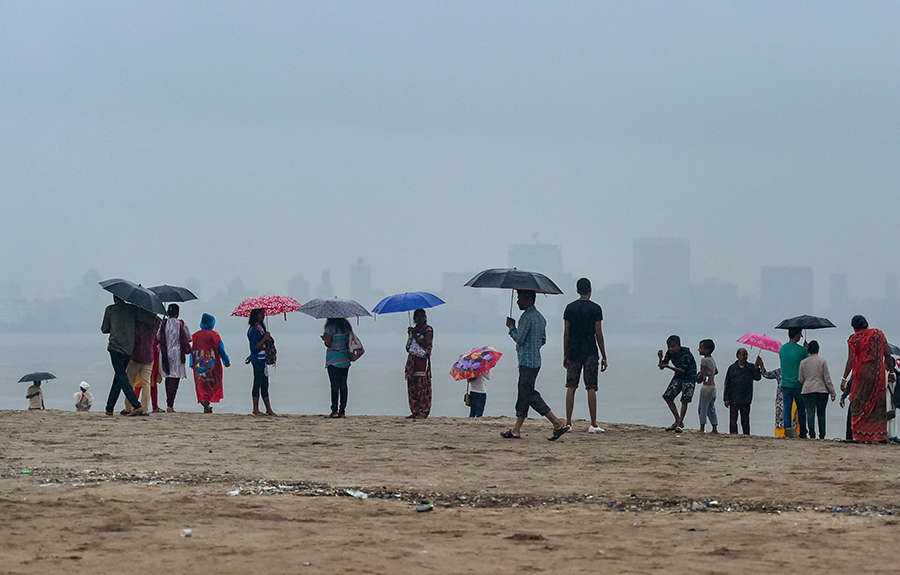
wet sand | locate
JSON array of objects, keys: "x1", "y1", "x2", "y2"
[{"x1": 2, "y1": 410, "x2": 899, "y2": 573}]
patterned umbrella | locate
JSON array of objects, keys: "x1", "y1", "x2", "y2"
[
  {"x1": 298, "y1": 298, "x2": 372, "y2": 319},
  {"x1": 232, "y1": 295, "x2": 302, "y2": 319},
  {"x1": 450, "y1": 346, "x2": 503, "y2": 381},
  {"x1": 736, "y1": 333, "x2": 781, "y2": 354}
]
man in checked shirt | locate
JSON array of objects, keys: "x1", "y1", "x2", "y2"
[{"x1": 500, "y1": 290, "x2": 571, "y2": 441}]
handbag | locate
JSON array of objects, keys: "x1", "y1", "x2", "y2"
[
  {"x1": 406, "y1": 336, "x2": 428, "y2": 358},
  {"x1": 349, "y1": 330, "x2": 365, "y2": 362},
  {"x1": 464, "y1": 381, "x2": 470, "y2": 406}
]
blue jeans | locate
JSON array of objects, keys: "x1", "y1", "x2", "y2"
[
  {"x1": 781, "y1": 386, "x2": 808, "y2": 437},
  {"x1": 468, "y1": 391, "x2": 486, "y2": 417}
]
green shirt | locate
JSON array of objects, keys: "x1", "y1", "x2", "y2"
[{"x1": 779, "y1": 341, "x2": 809, "y2": 389}]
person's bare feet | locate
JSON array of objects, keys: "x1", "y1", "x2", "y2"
[
  {"x1": 167, "y1": 407, "x2": 175, "y2": 413},
  {"x1": 265, "y1": 411, "x2": 277, "y2": 416},
  {"x1": 251, "y1": 410, "x2": 264, "y2": 416}
]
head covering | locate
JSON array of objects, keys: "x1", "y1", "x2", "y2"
[
  {"x1": 79, "y1": 381, "x2": 90, "y2": 390},
  {"x1": 200, "y1": 313, "x2": 216, "y2": 330}
]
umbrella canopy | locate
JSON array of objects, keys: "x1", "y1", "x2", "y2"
[
  {"x1": 889, "y1": 343, "x2": 900, "y2": 357},
  {"x1": 464, "y1": 268, "x2": 563, "y2": 294},
  {"x1": 99, "y1": 278, "x2": 165, "y2": 315},
  {"x1": 298, "y1": 298, "x2": 372, "y2": 319},
  {"x1": 775, "y1": 315, "x2": 836, "y2": 330},
  {"x1": 451, "y1": 346, "x2": 503, "y2": 381},
  {"x1": 232, "y1": 295, "x2": 302, "y2": 318},
  {"x1": 737, "y1": 333, "x2": 781, "y2": 354},
  {"x1": 19, "y1": 372, "x2": 56, "y2": 383},
  {"x1": 149, "y1": 285, "x2": 198, "y2": 303},
  {"x1": 372, "y1": 292, "x2": 445, "y2": 315}
]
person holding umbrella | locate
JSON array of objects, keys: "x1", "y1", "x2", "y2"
[
  {"x1": 778, "y1": 328, "x2": 809, "y2": 438},
  {"x1": 156, "y1": 304, "x2": 192, "y2": 412},
  {"x1": 501, "y1": 290, "x2": 570, "y2": 441},
  {"x1": 248, "y1": 308, "x2": 276, "y2": 416},
  {"x1": 100, "y1": 295, "x2": 153, "y2": 416},
  {"x1": 406, "y1": 308, "x2": 434, "y2": 419}
]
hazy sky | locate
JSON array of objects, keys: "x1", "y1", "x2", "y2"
[{"x1": 2, "y1": 1, "x2": 898, "y2": 302}]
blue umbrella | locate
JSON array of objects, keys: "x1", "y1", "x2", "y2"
[{"x1": 373, "y1": 292, "x2": 445, "y2": 324}]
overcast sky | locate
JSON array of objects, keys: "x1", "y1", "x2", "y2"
[{"x1": 2, "y1": 1, "x2": 898, "y2": 302}]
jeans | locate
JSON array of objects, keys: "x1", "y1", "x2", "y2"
[
  {"x1": 105, "y1": 350, "x2": 141, "y2": 413},
  {"x1": 697, "y1": 385, "x2": 717, "y2": 426},
  {"x1": 515, "y1": 367, "x2": 550, "y2": 418},
  {"x1": 327, "y1": 365, "x2": 349, "y2": 414},
  {"x1": 469, "y1": 391, "x2": 487, "y2": 417},
  {"x1": 729, "y1": 403, "x2": 751, "y2": 435},
  {"x1": 781, "y1": 386, "x2": 808, "y2": 437},
  {"x1": 251, "y1": 361, "x2": 269, "y2": 399},
  {"x1": 803, "y1": 393, "x2": 828, "y2": 439}
]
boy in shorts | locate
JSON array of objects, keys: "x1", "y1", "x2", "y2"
[{"x1": 658, "y1": 335, "x2": 697, "y2": 432}]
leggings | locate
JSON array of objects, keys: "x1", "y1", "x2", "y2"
[
  {"x1": 327, "y1": 365, "x2": 349, "y2": 414},
  {"x1": 165, "y1": 377, "x2": 179, "y2": 408},
  {"x1": 252, "y1": 361, "x2": 270, "y2": 399}
]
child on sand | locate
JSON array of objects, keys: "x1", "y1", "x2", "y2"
[
  {"x1": 697, "y1": 339, "x2": 718, "y2": 433},
  {"x1": 26, "y1": 381, "x2": 45, "y2": 410},
  {"x1": 658, "y1": 335, "x2": 697, "y2": 432},
  {"x1": 467, "y1": 370, "x2": 490, "y2": 417},
  {"x1": 74, "y1": 382, "x2": 93, "y2": 412}
]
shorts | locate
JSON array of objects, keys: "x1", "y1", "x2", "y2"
[
  {"x1": 566, "y1": 355, "x2": 599, "y2": 390},
  {"x1": 663, "y1": 378, "x2": 695, "y2": 403}
]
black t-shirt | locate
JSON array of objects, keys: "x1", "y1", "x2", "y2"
[{"x1": 563, "y1": 299, "x2": 603, "y2": 361}]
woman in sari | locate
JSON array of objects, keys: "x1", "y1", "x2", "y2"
[
  {"x1": 405, "y1": 308, "x2": 433, "y2": 419},
  {"x1": 191, "y1": 313, "x2": 231, "y2": 413},
  {"x1": 841, "y1": 315, "x2": 896, "y2": 443}
]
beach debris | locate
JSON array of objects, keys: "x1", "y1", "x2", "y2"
[
  {"x1": 345, "y1": 489, "x2": 368, "y2": 500},
  {"x1": 416, "y1": 503, "x2": 434, "y2": 513},
  {"x1": 690, "y1": 501, "x2": 704, "y2": 512},
  {"x1": 22, "y1": 470, "x2": 31, "y2": 475},
  {"x1": 706, "y1": 500, "x2": 719, "y2": 507},
  {"x1": 181, "y1": 529, "x2": 193, "y2": 538},
  {"x1": 227, "y1": 488, "x2": 242, "y2": 496}
]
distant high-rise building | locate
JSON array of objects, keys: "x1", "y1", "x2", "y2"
[
  {"x1": 349, "y1": 258, "x2": 373, "y2": 303},
  {"x1": 760, "y1": 266, "x2": 814, "y2": 320},
  {"x1": 316, "y1": 269, "x2": 335, "y2": 299},
  {"x1": 829, "y1": 273, "x2": 850, "y2": 313},
  {"x1": 633, "y1": 238, "x2": 690, "y2": 320}
]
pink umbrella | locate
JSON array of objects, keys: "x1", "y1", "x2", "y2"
[
  {"x1": 737, "y1": 333, "x2": 781, "y2": 354},
  {"x1": 232, "y1": 295, "x2": 302, "y2": 320}
]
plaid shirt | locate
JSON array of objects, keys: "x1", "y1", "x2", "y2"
[{"x1": 509, "y1": 306, "x2": 546, "y2": 368}]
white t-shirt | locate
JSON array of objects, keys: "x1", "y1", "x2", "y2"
[{"x1": 468, "y1": 371, "x2": 490, "y2": 393}]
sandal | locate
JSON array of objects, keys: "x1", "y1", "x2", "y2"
[
  {"x1": 329, "y1": 413, "x2": 340, "y2": 419},
  {"x1": 665, "y1": 424, "x2": 680, "y2": 431},
  {"x1": 548, "y1": 424, "x2": 571, "y2": 441},
  {"x1": 500, "y1": 430, "x2": 521, "y2": 439},
  {"x1": 127, "y1": 410, "x2": 148, "y2": 417}
]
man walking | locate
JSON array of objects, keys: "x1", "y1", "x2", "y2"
[
  {"x1": 500, "y1": 290, "x2": 570, "y2": 441},
  {"x1": 563, "y1": 278, "x2": 608, "y2": 433},
  {"x1": 101, "y1": 296, "x2": 146, "y2": 416},
  {"x1": 723, "y1": 348, "x2": 761, "y2": 434},
  {"x1": 779, "y1": 328, "x2": 809, "y2": 438}
]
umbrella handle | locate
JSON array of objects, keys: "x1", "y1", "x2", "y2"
[{"x1": 509, "y1": 290, "x2": 514, "y2": 318}]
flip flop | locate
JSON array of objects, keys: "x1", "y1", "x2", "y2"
[
  {"x1": 548, "y1": 424, "x2": 571, "y2": 441},
  {"x1": 500, "y1": 430, "x2": 521, "y2": 439}
]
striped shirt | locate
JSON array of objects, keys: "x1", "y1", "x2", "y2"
[
  {"x1": 508, "y1": 306, "x2": 546, "y2": 369},
  {"x1": 325, "y1": 326, "x2": 351, "y2": 368}
]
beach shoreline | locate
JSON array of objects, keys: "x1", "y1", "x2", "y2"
[{"x1": 2, "y1": 411, "x2": 899, "y2": 573}]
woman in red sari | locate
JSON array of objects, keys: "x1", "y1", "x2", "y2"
[
  {"x1": 405, "y1": 309, "x2": 434, "y2": 419},
  {"x1": 841, "y1": 315, "x2": 896, "y2": 442},
  {"x1": 191, "y1": 313, "x2": 231, "y2": 413}
]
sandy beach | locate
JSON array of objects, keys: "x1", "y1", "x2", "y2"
[{"x1": 2, "y1": 410, "x2": 900, "y2": 574}]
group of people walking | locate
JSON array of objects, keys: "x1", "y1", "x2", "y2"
[
  {"x1": 84, "y1": 279, "x2": 900, "y2": 446},
  {"x1": 657, "y1": 315, "x2": 899, "y2": 443}
]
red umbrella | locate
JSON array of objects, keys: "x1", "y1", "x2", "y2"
[{"x1": 232, "y1": 295, "x2": 302, "y2": 320}]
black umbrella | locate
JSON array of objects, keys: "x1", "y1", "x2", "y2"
[
  {"x1": 465, "y1": 268, "x2": 563, "y2": 315},
  {"x1": 149, "y1": 285, "x2": 198, "y2": 303},
  {"x1": 889, "y1": 343, "x2": 900, "y2": 357},
  {"x1": 775, "y1": 315, "x2": 836, "y2": 330},
  {"x1": 18, "y1": 372, "x2": 56, "y2": 383},
  {"x1": 99, "y1": 278, "x2": 165, "y2": 315}
]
